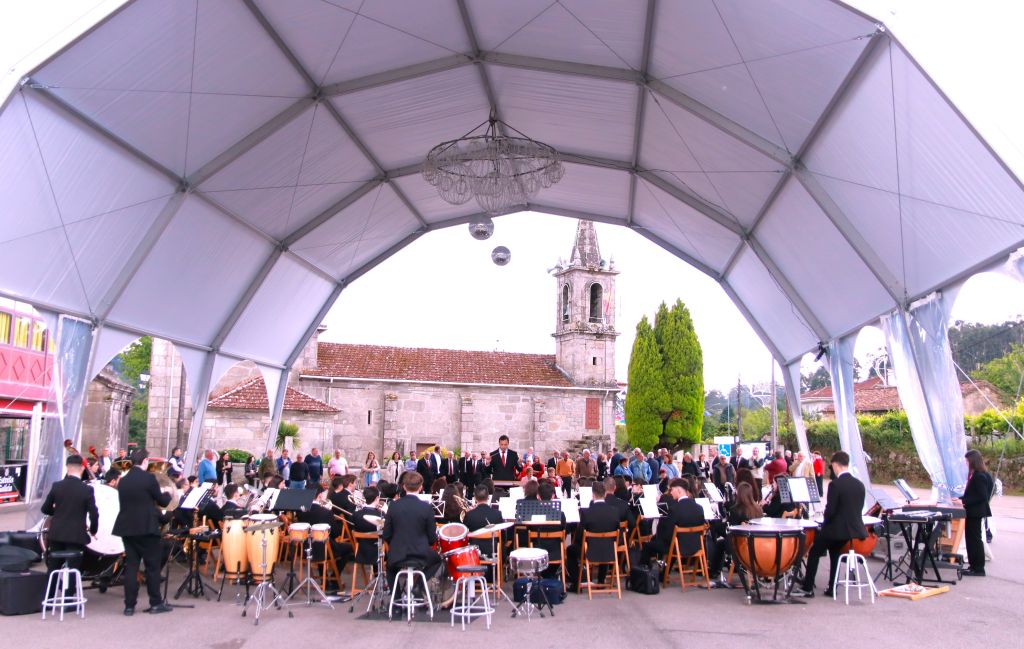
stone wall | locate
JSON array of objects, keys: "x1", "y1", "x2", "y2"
[
  {"x1": 80, "y1": 373, "x2": 133, "y2": 454},
  {"x1": 146, "y1": 338, "x2": 193, "y2": 456},
  {"x1": 200, "y1": 408, "x2": 334, "y2": 458}
]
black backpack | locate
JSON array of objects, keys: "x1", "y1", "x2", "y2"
[{"x1": 627, "y1": 563, "x2": 661, "y2": 595}]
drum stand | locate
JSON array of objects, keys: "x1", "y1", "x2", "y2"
[
  {"x1": 283, "y1": 537, "x2": 335, "y2": 613},
  {"x1": 174, "y1": 531, "x2": 221, "y2": 601},
  {"x1": 349, "y1": 535, "x2": 388, "y2": 615},
  {"x1": 242, "y1": 524, "x2": 285, "y2": 626},
  {"x1": 483, "y1": 533, "x2": 516, "y2": 610},
  {"x1": 510, "y1": 572, "x2": 553, "y2": 620}
]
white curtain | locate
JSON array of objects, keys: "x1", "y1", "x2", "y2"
[
  {"x1": 827, "y1": 336, "x2": 871, "y2": 485},
  {"x1": 782, "y1": 361, "x2": 811, "y2": 458},
  {"x1": 880, "y1": 292, "x2": 967, "y2": 501}
]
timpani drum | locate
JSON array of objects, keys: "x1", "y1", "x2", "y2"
[
  {"x1": 221, "y1": 518, "x2": 249, "y2": 576},
  {"x1": 287, "y1": 522, "x2": 310, "y2": 543},
  {"x1": 842, "y1": 515, "x2": 883, "y2": 555},
  {"x1": 310, "y1": 523, "x2": 331, "y2": 543},
  {"x1": 729, "y1": 523, "x2": 806, "y2": 602},
  {"x1": 443, "y1": 545, "x2": 482, "y2": 580},
  {"x1": 245, "y1": 514, "x2": 280, "y2": 581},
  {"x1": 438, "y1": 522, "x2": 469, "y2": 555},
  {"x1": 509, "y1": 547, "x2": 549, "y2": 576}
]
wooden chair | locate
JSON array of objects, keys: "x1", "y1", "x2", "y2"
[
  {"x1": 616, "y1": 521, "x2": 631, "y2": 573},
  {"x1": 349, "y1": 531, "x2": 379, "y2": 598},
  {"x1": 629, "y1": 516, "x2": 653, "y2": 548},
  {"x1": 581, "y1": 530, "x2": 621, "y2": 599},
  {"x1": 198, "y1": 516, "x2": 220, "y2": 576},
  {"x1": 528, "y1": 528, "x2": 567, "y2": 590},
  {"x1": 662, "y1": 524, "x2": 711, "y2": 591},
  {"x1": 310, "y1": 540, "x2": 342, "y2": 592}
]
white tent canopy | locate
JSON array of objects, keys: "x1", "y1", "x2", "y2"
[{"x1": 2, "y1": 1, "x2": 1023, "y2": 471}]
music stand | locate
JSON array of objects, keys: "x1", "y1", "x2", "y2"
[
  {"x1": 172, "y1": 488, "x2": 221, "y2": 602},
  {"x1": 515, "y1": 499, "x2": 562, "y2": 522},
  {"x1": 270, "y1": 489, "x2": 317, "y2": 593},
  {"x1": 894, "y1": 479, "x2": 918, "y2": 504}
]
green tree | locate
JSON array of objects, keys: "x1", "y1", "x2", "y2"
[
  {"x1": 624, "y1": 316, "x2": 665, "y2": 450},
  {"x1": 655, "y1": 300, "x2": 704, "y2": 446},
  {"x1": 276, "y1": 421, "x2": 300, "y2": 448},
  {"x1": 972, "y1": 343, "x2": 1024, "y2": 402},
  {"x1": 115, "y1": 337, "x2": 152, "y2": 447}
]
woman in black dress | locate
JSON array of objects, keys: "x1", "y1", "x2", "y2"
[
  {"x1": 216, "y1": 451, "x2": 233, "y2": 485},
  {"x1": 955, "y1": 449, "x2": 993, "y2": 576}
]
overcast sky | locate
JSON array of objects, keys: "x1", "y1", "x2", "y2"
[{"x1": 3, "y1": 1, "x2": 1023, "y2": 391}]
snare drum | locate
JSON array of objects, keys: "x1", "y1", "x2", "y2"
[
  {"x1": 310, "y1": 523, "x2": 331, "y2": 543},
  {"x1": 443, "y1": 545, "x2": 481, "y2": 580},
  {"x1": 287, "y1": 522, "x2": 311, "y2": 543},
  {"x1": 509, "y1": 547, "x2": 548, "y2": 576},
  {"x1": 438, "y1": 522, "x2": 469, "y2": 555}
]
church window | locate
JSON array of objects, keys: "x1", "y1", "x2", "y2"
[
  {"x1": 561, "y1": 284, "x2": 570, "y2": 322},
  {"x1": 588, "y1": 283, "x2": 603, "y2": 323},
  {"x1": 367, "y1": 410, "x2": 372, "y2": 425}
]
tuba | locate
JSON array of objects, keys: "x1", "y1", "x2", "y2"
[{"x1": 154, "y1": 471, "x2": 181, "y2": 512}]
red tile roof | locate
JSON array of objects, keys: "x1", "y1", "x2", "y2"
[
  {"x1": 802, "y1": 376, "x2": 883, "y2": 400},
  {"x1": 819, "y1": 379, "x2": 1002, "y2": 414},
  {"x1": 207, "y1": 377, "x2": 338, "y2": 413},
  {"x1": 303, "y1": 343, "x2": 576, "y2": 388}
]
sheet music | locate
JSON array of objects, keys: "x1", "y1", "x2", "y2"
[
  {"x1": 498, "y1": 497, "x2": 517, "y2": 521},
  {"x1": 787, "y1": 477, "x2": 811, "y2": 503},
  {"x1": 704, "y1": 482, "x2": 724, "y2": 503},
  {"x1": 415, "y1": 493, "x2": 432, "y2": 503},
  {"x1": 642, "y1": 483, "x2": 659, "y2": 501},
  {"x1": 695, "y1": 497, "x2": 718, "y2": 521},
  {"x1": 761, "y1": 485, "x2": 773, "y2": 501},
  {"x1": 578, "y1": 486, "x2": 593, "y2": 509},
  {"x1": 257, "y1": 487, "x2": 279, "y2": 510},
  {"x1": 181, "y1": 483, "x2": 211, "y2": 510},
  {"x1": 639, "y1": 496, "x2": 662, "y2": 519},
  {"x1": 559, "y1": 498, "x2": 580, "y2": 524},
  {"x1": 509, "y1": 486, "x2": 525, "y2": 501}
]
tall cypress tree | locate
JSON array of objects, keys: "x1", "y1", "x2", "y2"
[
  {"x1": 625, "y1": 316, "x2": 665, "y2": 450},
  {"x1": 663, "y1": 300, "x2": 703, "y2": 445}
]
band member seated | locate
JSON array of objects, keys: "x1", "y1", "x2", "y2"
[
  {"x1": 41, "y1": 455, "x2": 99, "y2": 586},
  {"x1": 763, "y1": 477, "x2": 802, "y2": 519},
  {"x1": 329, "y1": 474, "x2": 358, "y2": 521},
  {"x1": 639, "y1": 478, "x2": 705, "y2": 565},
  {"x1": 221, "y1": 484, "x2": 243, "y2": 517},
  {"x1": 604, "y1": 477, "x2": 636, "y2": 531},
  {"x1": 351, "y1": 486, "x2": 384, "y2": 566},
  {"x1": 381, "y1": 472, "x2": 442, "y2": 588},
  {"x1": 202, "y1": 483, "x2": 243, "y2": 524},
  {"x1": 534, "y1": 481, "x2": 567, "y2": 579},
  {"x1": 566, "y1": 481, "x2": 620, "y2": 589},
  {"x1": 112, "y1": 448, "x2": 173, "y2": 616},
  {"x1": 441, "y1": 483, "x2": 466, "y2": 523},
  {"x1": 103, "y1": 466, "x2": 122, "y2": 488},
  {"x1": 300, "y1": 486, "x2": 355, "y2": 589},
  {"x1": 796, "y1": 452, "x2": 867, "y2": 598},
  {"x1": 728, "y1": 482, "x2": 763, "y2": 525}
]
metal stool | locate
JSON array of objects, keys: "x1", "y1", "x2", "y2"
[
  {"x1": 41, "y1": 550, "x2": 87, "y2": 620},
  {"x1": 450, "y1": 565, "x2": 493, "y2": 630},
  {"x1": 388, "y1": 566, "x2": 433, "y2": 623},
  {"x1": 833, "y1": 550, "x2": 877, "y2": 604}
]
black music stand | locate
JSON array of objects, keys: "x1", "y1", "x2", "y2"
[
  {"x1": 173, "y1": 489, "x2": 221, "y2": 601},
  {"x1": 271, "y1": 489, "x2": 318, "y2": 593},
  {"x1": 515, "y1": 499, "x2": 562, "y2": 522},
  {"x1": 775, "y1": 477, "x2": 820, "y2": 505}
]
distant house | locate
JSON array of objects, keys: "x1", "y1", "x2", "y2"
[{"x1": 801, "y1": 377, "x2": 1005, "y2": 417}]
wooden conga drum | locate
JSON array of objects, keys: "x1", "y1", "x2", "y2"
[
  {"x1": 221, "y1": 518, "x2": 249, "y2": 576},
  {"x1": 245, "y1": 514, "x2": 280, "y2": 581}
]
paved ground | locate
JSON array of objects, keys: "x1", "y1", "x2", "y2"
[{"x1": 2, "y1": 488, "x2": 1022, "y2": 648}]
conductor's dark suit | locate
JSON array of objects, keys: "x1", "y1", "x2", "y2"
[
  {"x1": 640, "y1": 497, "x2": 705, "y2": 564},
  {"x1": 489, "y1": 448, "x2": 520, "y2": 482},
  {"x1": 41, "y1": 475, "x2": 99, "y2": 573},
  {"x1": 381, "y1": 493, "x2": 441, "y2": 586},
  {"x1": 113, "y1": 467, "x2": 171, "y2": 608},
  {"x1": 801, "y1": 471, "x2": 866, "y2": 593}
]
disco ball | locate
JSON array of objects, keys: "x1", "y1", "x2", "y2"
[
  {"x1": 491, "y1": 246, "x2": 511, "y2": 266},
  {"x1": 468, "y1": 216, "x2": 494, "y2": 240}
]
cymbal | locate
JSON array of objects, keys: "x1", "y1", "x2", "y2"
[{"x1": 467, "y1": 520, "x2": 514, "y2": 538}]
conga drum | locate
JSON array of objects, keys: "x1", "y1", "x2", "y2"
[
  {"x1": 842, "y1": 515, "x2": 883, "y2": 555},
  {"x1": 729, "y1": 523, "x2": 806, "y2": 602},
  {"x1": 245, "y1": 514, "x2": 280, "y2": 581},
  {"x1": 287, "y1": 522, "x2": 310, "y2": 543},
  {"x1": 438, "y1": 522, "x2": 469, "y2": 555},
  {"x1": 310, "y1": 524, "x2": 331, "y2": 543},
  {"x1": 221, "y1": 518, "x2": 249, "y2": 576}
]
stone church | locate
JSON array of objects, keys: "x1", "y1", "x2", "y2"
[{"x1": 147, "y1": 220, "x2": 619, "y2": 460}]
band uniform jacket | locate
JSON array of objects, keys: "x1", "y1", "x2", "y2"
[
  {"x1": 41, "y1": 476, "x2": 99, "y2": 545},
  {"x1": 464, "y1": 503, "x2": 504, "y2": 554},
  {"x1": 961, "y1": 470, "x2": 993, "y2": 518},
  {"x1": 579, "y1": 500, "x2": 621, "y2": 563},
  {"x1": 352, "y1": 506, "x2": 383, "y2": 564},
  {"x1": 654, "y1": 497, "x2": 706, "y2": 556},
  {"x1": 489, "y1": 448, "x2": 520, "y2": 482},
  {"x1": 382, "y1": 493, "x2": 438, "y2": 568},
  {"x1": 112, "y1": 467, "x2": 172, "y2": 537},
  {"x1": 820, "y1": 472, "x2": 867, "y2": 542}
]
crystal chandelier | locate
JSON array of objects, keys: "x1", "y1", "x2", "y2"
[{"x1": 422, "y1": 112, "x2": 565, "y2": 215}]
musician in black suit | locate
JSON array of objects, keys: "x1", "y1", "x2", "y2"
[
  {"x1": 955, "y1": 449, "x2": 993, "y2": 576},
  {"x1": 329, "y1": 474, "x2": 357, "y2": 521},
  {"x1": 112, "y1": 449, "x2": 173, "y2": 616},
  {"x1": 300, "y1": 487, "x2": 354, "y2": 587},
  {"x1": 463, "y1": 485, "x2": 505, "y2": 566},
  {"x1": 567, "y1": 481, "x2": 622, "y2": 588},
  {"x1": 489, "y1": 434, "x2": 521, "y2": 482},
  {"x1": 604, "y1": 477, "x2": 636, "y2": 531},
  {"x1": 640, "y1": 478, "x2": 705, "y2": 564},
  {"x1": 797, "y1": 451, "x2": 867, "y2": 598},
  {"x1": 381, "y1": 472, "x2": 441, "y2": 587},
  {"x1": 351, "y1": 486, "x2": 384, "y2": 566},
  {"x1": 40, "y1": 455, "x2": 99, "y2": 578}
]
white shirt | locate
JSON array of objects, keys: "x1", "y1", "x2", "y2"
[
  {"x1": 328, "y1": 457, "x2": 348, "y2": 476},
  {"x1": 168, "y1": 456, "x2": 183, "y2": 473}
]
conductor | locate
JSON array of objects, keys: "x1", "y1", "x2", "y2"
[
  {"x1": 796, "y1": 451, "x2": 867, "y2": 598},
  {"x1": 112, "y1": 448, "x2": 173, "y2": 616},
  {"x1": 488, "y1": 434, "x2": 521, "y2": 482}
]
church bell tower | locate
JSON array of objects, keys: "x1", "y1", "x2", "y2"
[{"x1": 553, "y1": 220, "x2": 618, "y2": 386}]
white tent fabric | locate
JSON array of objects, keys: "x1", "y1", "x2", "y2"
[{"x1": 2, "y1": 0, "x2": 1024, "y2": 466}]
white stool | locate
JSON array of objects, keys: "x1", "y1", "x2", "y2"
[
  {"x1": 388, "y1": 567, "x2": 433, "y2": 623},
  {"x1": 450, "y1": 566, "x2": 494, "y2": 630},
  {"x1": 832, "y1": 550, "x2": 877, "y2": 604},
  {"x1": 41, "y1": 551, "x2": 87, "y2": 620}
]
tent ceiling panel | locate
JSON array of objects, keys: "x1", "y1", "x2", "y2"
[
  {"x1": 755, "y1": 178, "x2": 894, "y2": 336},
  {"x1": 200, "y1": 187, "x2": 299, "y2": 242},
  {"x1": 471, "y1": 0, "x2": 645, "y2": 70},
  {"x1": 0, "y1": 227, "x2": 87, "y2": 315},
  {"x1": 0, "y1": 96, "x2": 65, "y2": 243},
  {"x1": 648, "y1": 0, "x2": 741, "y2": 78},
  {"x1": 291, "y1": 184, "x2": 420, "y2": 279},
  {"x1": 633, "y1": 179, "x2": 741, "y2": 275},
  {"x1": 296, "y1": 103, "x2": 377, "y2": 187},
  {"x1": 526, "y1": 163, "x2": 630, "y2": 220},
  {"x1": 487, "y1": 65, "x2": 638, "y2": 162},
  {"x1": 221, "y1": 255, "x2": 336, "y2": 366},
  {"x1": 109, "y1": 196, "x2": 274, "y2": 346},
  {"x1": 330, "y1": 65, "x2": 489, "y2": 170},
  {"x1": 725, "y1": 245, "x2": 818, "y2": 362},
  {"x1": 391, "y1": 174, "x2": 482, "y2": 225},
  {"x1": 25, "y1": 93, "x2": 176, "y2": 225}
]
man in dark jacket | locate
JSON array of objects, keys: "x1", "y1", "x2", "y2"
[
  {"x1": 796, "y1": 451, "x2": 867, "y2": 598},
  {"x1": 41, "y1": 455, "x2": 99, "y2": 577},
  {"x1": 305, "y1": 448, "x2": 324, "y2": 487},
  {"x1": 640, "y1": 478, "x2": 705, "y2": 564},
  {"x1": 566, "y1": 481, "x2": 621, "y2": 589},
  {"x1": 112, "y1": 449, "x2": 173, "y2": 615},
  {"x1": 381, "y1": 472, "x2": 441, "y2": 588},
  {"x1": 289, "y1": 454, "x2": 309, "y2": 489}
]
